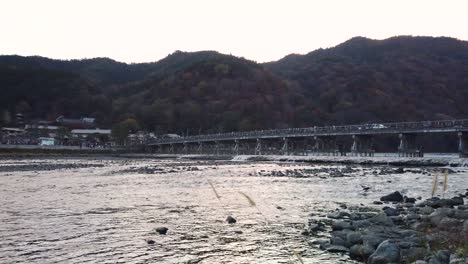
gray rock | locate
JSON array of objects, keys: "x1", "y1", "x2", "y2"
[
  {"x1": 437, "y1": 217, "x2": 461, "y2": 231},
  {"x1": 407, "y1": 213, "x2": 421, "y2": 221},
  {"x1": 362, "y1": 234, "x2": 386, "y2": 249},
  {"x1": 155, "y1": 227, "x2": 168, "y2": 235},
  {"x1": 390, "y1": 216, "x2": 404, "y2": 225},
  {"x1": 453, "y1": 209, "x2": 468, "y2": 220},
  {"x1": 310, "y1": 239, "x2": 329, "y2": 245},
  {"x1": 419, "y1": 206, "x2": 435, "y2": 215},
  {"x1": 383, "y1": 207, "x2": 399, "y2": 216},
  {"x1": 429, "y1": 208, "x2": 454, "y2": 226},
  {"x1": 326, "y1": 245, "x2": 350, "y2": 253},
  {"x1": 346, "y1": 231, "x2": 363, "y2": 247},
  {"x1": 428, "y1": 250, "x2": 450, "y2": 264},
  {"x1": 369, "y1": 213, "x2": 394, "y2": 226},
  {"x1": 330, "y1": 236, "x2": 347, "y2": 246},
  {"x1": 226, "y1": 216, "x2": 237, "y2": 224},
  {"x1": 368, "y1": 240, "x2": 401, "y2": 264},
  {"x1": 457, "y1": 204, "x2": 468, "y2": 210},
  {"x1": 327, "y1": 211, "x2": 351, "y2": 219},
  {"x1": 380, "y1": 191, "x2": 404, "y2": 202},
  {"x1": 464, "y1": 220, "x2": 468, "y2": 232},
  {"x1": 353, "y1": 220, "x2": 372, "y2": 229},
  {"x1": 412, "y1": 261, "x2": 428, "y2": 264},
  {"x1": 332, "y1": 220, "x2": 353, "y2": 231},
  {"x1": 404, "y1": 247, "x2": 427, "y2": 263},
  {"x1": 350, "y1": 244, "x2": 375, "y2": 260}
]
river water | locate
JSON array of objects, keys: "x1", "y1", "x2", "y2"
[{"x1": 1, "y1": 157, "x2": 467, "y2": 263}]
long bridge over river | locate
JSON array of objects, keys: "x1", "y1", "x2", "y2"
[{"x1": 147, "y1": 119, "x2": 468, "y2": 158}]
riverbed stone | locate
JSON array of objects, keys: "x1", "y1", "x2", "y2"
[
  {"x1": 362, "y1": 234, "x2": 386, "y2": 249},
  {"x1": 349, "y1": 244, "x2": 375, "y2": 260},
  {"x1": 429, "y1": 208, "x2": 453, "y2": 226},
  {"x1": 437, "y1": 217, "x2": 461, "y2": 231},
  {"x1": 226, "y1": 216, "x2": 237, "y2": 224},
  {"x1": 155, "y1": 227, "x2": 168, "y2": 235},
  {"x1": 326, "y1": 245, "x2": 349, "y2": 253},
  {"x1": 353, "y1": 219, "x2": 372, "y2": 229},
  {"x1": 383, "y1": 207, "x2": 399, "y2": 216},
  {"x1": 332, "y1": 220, "x2": 353, "y2": 231},
  {"x1": 330, "y1": 236, "x2": 347, "y2": 247},
  {"x1": 420, "y1": 206, "x2": 435, "y2": 215},
  {"x1": 345, "y1": 231, "x2": 363, "y2": 247},
  {"x1": 369, "y1": 213, "x2": 394, "y2": 226},
  {"x1": 428, "y1": 250, "x2": 450, "y2": 264},
  {"x1": 453, "y1": 209, "x2": 468, "y2": 220},
  {"x1": 380, "y1": 191, "x2": 404, "y2": 202},
  {"x1": 368, "y1": 240, "x2": 401, "y2": 264}
]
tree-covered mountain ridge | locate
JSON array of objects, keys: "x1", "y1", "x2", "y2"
[{"x1": 1, "y1": 36, "x2": 468, "y2": 134}]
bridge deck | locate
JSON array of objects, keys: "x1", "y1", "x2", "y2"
[{"x1": 148, "y1": 119, "x2": 468, "y2": 145}]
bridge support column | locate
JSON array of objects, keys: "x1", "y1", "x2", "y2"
[
  {"x1": 398, "y1": 133, "x2": 423, "y2": 157},
  {"x1": 313, "y1": 136, "x2": 338, "y2": 156},
  {"x1": 351, "y1": 135, "x2": 374, "y2": 156},
  {"x1": 233, "y1": 140, "x2": 239, "y2": 155},
  {"x1": 198, "y1": 142, "x2": 203, "y2": 154},
  {"x1": 182, "y1": 143, "x2": 188, "y2": 154},
  {"x1": 458, "y1": 132, "x2": 468, "y2": 158},
  {"x1": 281, "y1": 138, "x2": 289, "y2": 155},
  {"x1": 255, "y1": 139, "x2": 262, "y2": 155},
  {"x1": 169, "y1": 144, "x2": 175, "y2": 153},
  {"x1": 215, "y1": 141, "x2": 220, "y2": 155}
]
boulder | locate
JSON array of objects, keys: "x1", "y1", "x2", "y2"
[
  {"x1": 383, "y1": 207, "x2": 399, "y2": 216},
  {"x1": 368, "y1": 240, "x2": 401, "y2": 264},
  {"x1": 453, "y1": 210, "x2": 468, "y2": 220},
  {"x1": 350, "y1": 244, "x2": 375, "y2": 260},
  {"x1": 330, "y1": 236, "x2": 347, "y2": 247},
  {"x1": 437, "y1": 217, "x2": 461, "y2": 231},
  {"x1": 155, "y1": 227, "x2": 168, "y2": 235},
  {"x1": 326, "y1": 245, "x2": 349, "y2": 253},
  {"x1": 226, "y1": 216, "x2": 237, "y2": 224},
  {"x1": 332, "y1": 220, "x2": 353, "y2": 231},
  {"x1": 429, "y1": 208, "x2": 453, "y2": 226},
  {"x1": 380, "y1": 191, "x2": 404, "y2": 202},
  {"x1": 362, "y1": 234, "x2": 386, "y2": 249},
  {"x1": 369, "y1": 213, "x2": 394, "y2": 226},
  {"x1": 428, "y1": 250, "x2": 450, "y2": 264},
  {"x1": 346, "y1": 231, "x2": 363, "y2": 247},
  {"x1": 419, "y1": 206, "x2": 435, "y2": 215}
]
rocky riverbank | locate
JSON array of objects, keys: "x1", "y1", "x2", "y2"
[{"x1": 305, "y1": 191, "x2": 468, "y2": 263}]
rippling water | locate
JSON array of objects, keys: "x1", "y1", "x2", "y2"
[{"x1": 1, "y1": 157, "x2": 467, "y2": 263}]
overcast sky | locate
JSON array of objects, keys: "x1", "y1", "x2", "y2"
[{"x1": 1, "y1": 0, "x2": 467, "y2": 63}]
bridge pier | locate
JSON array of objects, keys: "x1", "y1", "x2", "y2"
[
  {"x1": 313, "y1": 136, "x2": 340, "y2": 156},
  {"x1": 351, "y1": 135, "x2": 374, "y2": 156},
  {"x1": 281, "y1": 137, "x2": 289, "y2": 155},
  {"x1": 255, "y1": 139, "x2": 262, "y2": 155},
  {"x1": 197, "y1": 142, "x2": 203, "y2": 154},
  {"x1": 398, "y1": 133, "x2": 423, "y2": 157},
  {"x1": 233, "y1": 140, "x2": 239, "y2": 155},
  {"x1": 458, "y1": 132, "x2": 468, "y2": 158}
]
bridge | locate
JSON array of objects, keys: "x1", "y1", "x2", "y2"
[{"x1": 146, "y1": 119, "x2": 468, "y2": 158}]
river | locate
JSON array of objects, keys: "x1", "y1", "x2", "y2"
[{"x1": 1, "y1": 157, "x2": 467, "y2": 263}]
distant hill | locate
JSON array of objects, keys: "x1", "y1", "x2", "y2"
[
  {"x1": 265, "y1": 36, "x2": 468, "y2": 124},
  {"x1": 1, "y1": 36, "x2": 468, "y2": 134}
]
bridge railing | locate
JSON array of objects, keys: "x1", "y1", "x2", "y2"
[{"x1": 148, "y1": 119, "x2": 468, "y2": 145}]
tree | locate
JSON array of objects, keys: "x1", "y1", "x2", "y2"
[{"x1": 111, "y1": 118, "x2": 140, "y2": 144}]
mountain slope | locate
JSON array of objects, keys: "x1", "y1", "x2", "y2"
[{"x1": 265, "y1": 36, "x2": 468, "y2": 124}]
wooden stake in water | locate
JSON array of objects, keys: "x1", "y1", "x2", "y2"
[
  {"x1": 442, "y1": 169, "x2": 448, "y2": 198},
  {"x1": 431, "y1": 170, "x2": 439, "y2": 197}
]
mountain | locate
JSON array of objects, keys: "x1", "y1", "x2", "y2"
[
  {"x1": 265, "y1": 36, "x2": 468, "y2": 124},
  {"x1": 1, "y1": 36, "x2": 468, "y2": 134}
]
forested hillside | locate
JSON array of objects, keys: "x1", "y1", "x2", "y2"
[{"x1": 1, "y1": 36, "x2": 468, "y2": 134}]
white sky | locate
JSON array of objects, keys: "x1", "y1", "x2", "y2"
[{"x1": 1, "y1": 0, "x2": 467, "y2": 63}]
